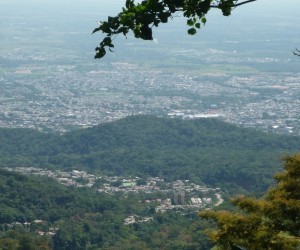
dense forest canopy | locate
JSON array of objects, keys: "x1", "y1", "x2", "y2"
[
  {"x1": 0, "y1": 169, "x2": 215, "y2": 249},
  {"x1": 0, "y1": 116, "x2": 299, "y2": 194},
  {"x1": 3, "y1": 147, "x2": 298, "y2": 249},
  {"x1": 200, "y1": 153, "x2": 300, "y2": 249}
]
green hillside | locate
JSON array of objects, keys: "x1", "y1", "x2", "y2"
[
  {"x1": 0, "y1": 169, "x2": 119, "y2": 224},
  {"x1": 0, "y1": 116, "x2": 300, "y2": 249},
  {"x1": 0, "y1": 169, "x2": 122, "y2": 249},
  {"x1": 0, "y1": 115, "x2": 299, "y2": 193},
  {"x1": 0, "y1": 169, "x2": 212, "y2": 249}
]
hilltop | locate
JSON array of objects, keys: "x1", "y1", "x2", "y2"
[{"x1": 0, "y1": 115, "x2": 299, "y2": 193}]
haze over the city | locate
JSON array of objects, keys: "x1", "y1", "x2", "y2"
[{"x1": 1, "y1": 0, "x2": 300, "y2": 133}]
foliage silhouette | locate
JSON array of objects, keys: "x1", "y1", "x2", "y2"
[{"x1": 93, "y1": 0, "x2": 257, "y2": 58}]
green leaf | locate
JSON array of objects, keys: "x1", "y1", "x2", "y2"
[
  {"x1": 195, "y1": 23, "x2": 201, "y2": 29},
  {"x1": 187, "y1": 19, "x2": 194, "y2": 26},
  {"x1": 140, "y1": 25, "x2": 153, "y2": 40},
  {"x1": 158, "y1": 12, "x2": 169, "y2": 23},
  {"x1": 187, "y1": 28, "x2": 197, "y2": 35},
  {"x1": 100, "y1": 22, "x2": 111, "y2": 34},
  {"x1": 125, "y1": 0, "x2": 134, "y2": 9},
  {"x1": 183, "y1": 10, "x2": 191, "y2": 17},
  {"x1": 95, "y1": 47, "x2": 106, "y2": 59},
  {"x1": 103, "y1": 37, "x2": 112, "y2": 45},
  {"x1": 135, "y1": 4, "x2": 147, "y2": 12},
  {"x1": 108, "y1": 16, "x2": 114, "y2": 24},
  {"x1": 201, "y1": 17, "x2": 207, "y2": 24},
  {"x1": 92, "y1": 27, "x2": 101, "y2": 34}
]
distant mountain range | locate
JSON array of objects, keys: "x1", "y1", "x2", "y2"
[{"x1": 0, "y1": 115, "x2": 299, "y2": 193}]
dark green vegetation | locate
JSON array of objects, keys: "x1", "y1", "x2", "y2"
[
  {"x1": 0, "y1": 116, "x2": 299, "y2": 194},
  {"x1": 93, "y1": 0, "x2": 256, "y2": 58},
  {"x1": 200, "y1": 153, "x2": 300, "y2": 249},
  {"x1": 0, "y1": 169, "x2": 213, "y2": 249},
  {"x1": 0, "y1": 170, "x2": 116, "y2": 225},
  {"x1": 0, "y1": 116, "x2": 300, "y2": 249}
]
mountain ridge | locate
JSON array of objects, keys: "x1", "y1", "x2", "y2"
[{"x1": 0, "y1": 115, "x2": 299, "y2": 193}]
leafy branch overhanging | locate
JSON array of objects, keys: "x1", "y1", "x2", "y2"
[{"x1": 92, "y1": 0, "x2": 257, "y2": 58}]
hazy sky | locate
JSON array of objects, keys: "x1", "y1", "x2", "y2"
[
  {"x1": 1, "y1": 0, "x2": 299, "y2": 28},
  {"x1": 1, "y1": 0, "x2": 299, "y2": 61},
  {"x1": 1, "y1": 0, "x2": 299, "y2": 19}
]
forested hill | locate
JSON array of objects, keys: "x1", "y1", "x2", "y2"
[
  {"x1": 0, "y1": 115, "x2": 300, "y2": 193},
  {"x1": 63, "y1": 115, "x2": 299, "y2": 151},
  {"x1": 0, "y1": 169, "x2": 117, "y2": 225}
]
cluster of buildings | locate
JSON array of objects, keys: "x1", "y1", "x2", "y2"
[
  {"x1": 153, "y1": 180, "x2": 221, "y2": 213},
  {"x1": 0, "y1": 63, "x2": 299, "y2": 135},
  {"x1": 3, "y1": 220, "x2": 59, "y2": 237},
  {"x1": 6, "y1": 167, "x2": 223, "y2": 215},
  {"x1": 154, "y1": 196, "x2": 213, "y2": 213},
  {"x1": 5, "y1": 167, "x2": 96, "y2": 188},
  {"x1": 124, "y1": 215, "x2": 154, "y2": 225}
]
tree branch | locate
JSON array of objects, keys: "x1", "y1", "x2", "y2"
[
  {"x1": 210, "y1": 0, "x2": 257, "y2": 8},
  {"x1": 293, "y1": 48, "x2": 300, "y2": 56},
  {"x1": 94, "y1": 0, "x2": 258, "y2": 58},
  {"x1": 231, "y1": 0, "x2": 257, "y2": 7}
]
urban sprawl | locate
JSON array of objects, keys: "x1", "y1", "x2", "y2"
[{"x1": 1, "y1": 62, "x2": 300, "y2": 135}]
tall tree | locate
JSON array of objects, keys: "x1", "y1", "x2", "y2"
[
  {"x1": 200, "y1": 153, "x2": 300, "y2": 250},
  {"x1": 93, "y1": 0, "x2": 256, "y2": 58}
]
